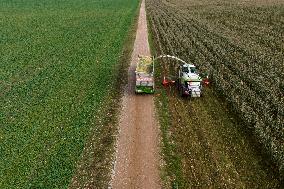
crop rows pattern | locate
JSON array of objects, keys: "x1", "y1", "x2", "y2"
[
  {"x1": 0, "y1": 0, "x2": 138, "y2": 188},
  {"x1": 146, "y1": 0, "x2": 284, "y2": 176}
]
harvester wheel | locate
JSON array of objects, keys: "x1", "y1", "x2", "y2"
[
  {"x1": 176, "y1": 79, "x2": 180, "y2": 88},
  {"x1": 179, "y1": 86, "x2": 184, "y2": 97}
]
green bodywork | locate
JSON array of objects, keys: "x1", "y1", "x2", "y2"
[
  {"x1": 135, "y1": 85, "x2": 154, "y2": 94},
  {"x1": 181, "y1": 77, "x2": 202, "y2": 83}
]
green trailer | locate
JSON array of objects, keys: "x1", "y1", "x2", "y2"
[{"x1": 135, "y1": 55, "x2": 154, "y2": 94}]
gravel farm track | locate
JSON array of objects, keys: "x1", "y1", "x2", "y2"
[{"x1": 111, "y1": 0, "x2": 161, "y2": 188}]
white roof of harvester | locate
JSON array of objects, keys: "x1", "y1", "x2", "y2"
[
  {"x1": 183, "y1": 63, "x2": 195, "y2": 68},
  {"x1": 182, "y1": 64, "x2": 201, "y2": 81}
]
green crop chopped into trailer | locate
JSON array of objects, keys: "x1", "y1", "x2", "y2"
[{"x1": 135, "y1": 56, "x2": 154, "y2": 94}]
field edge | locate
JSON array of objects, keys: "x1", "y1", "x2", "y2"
[{"x1": 68, "y1": 3, "x2": 141, "y2": 188}]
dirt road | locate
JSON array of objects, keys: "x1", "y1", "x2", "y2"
[{"x1": 110, "y1": 0, "x2": 160, "y2": 188}]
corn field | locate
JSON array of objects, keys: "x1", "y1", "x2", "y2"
[{"x1": 146, "y1": 0, "x2": 284, "y2": 177}]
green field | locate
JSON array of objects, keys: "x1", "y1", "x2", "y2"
[{"x1": 0, "y1": 0, "x2": 138, "y2": 188}]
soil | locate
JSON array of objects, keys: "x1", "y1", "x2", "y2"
[{"x1": 110, "y1": 0, "x2": 161, "y2": 188}]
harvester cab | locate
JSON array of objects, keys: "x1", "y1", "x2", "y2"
[{"x1": 177, "y1": 63, "x2": 203, "y2": 97}]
